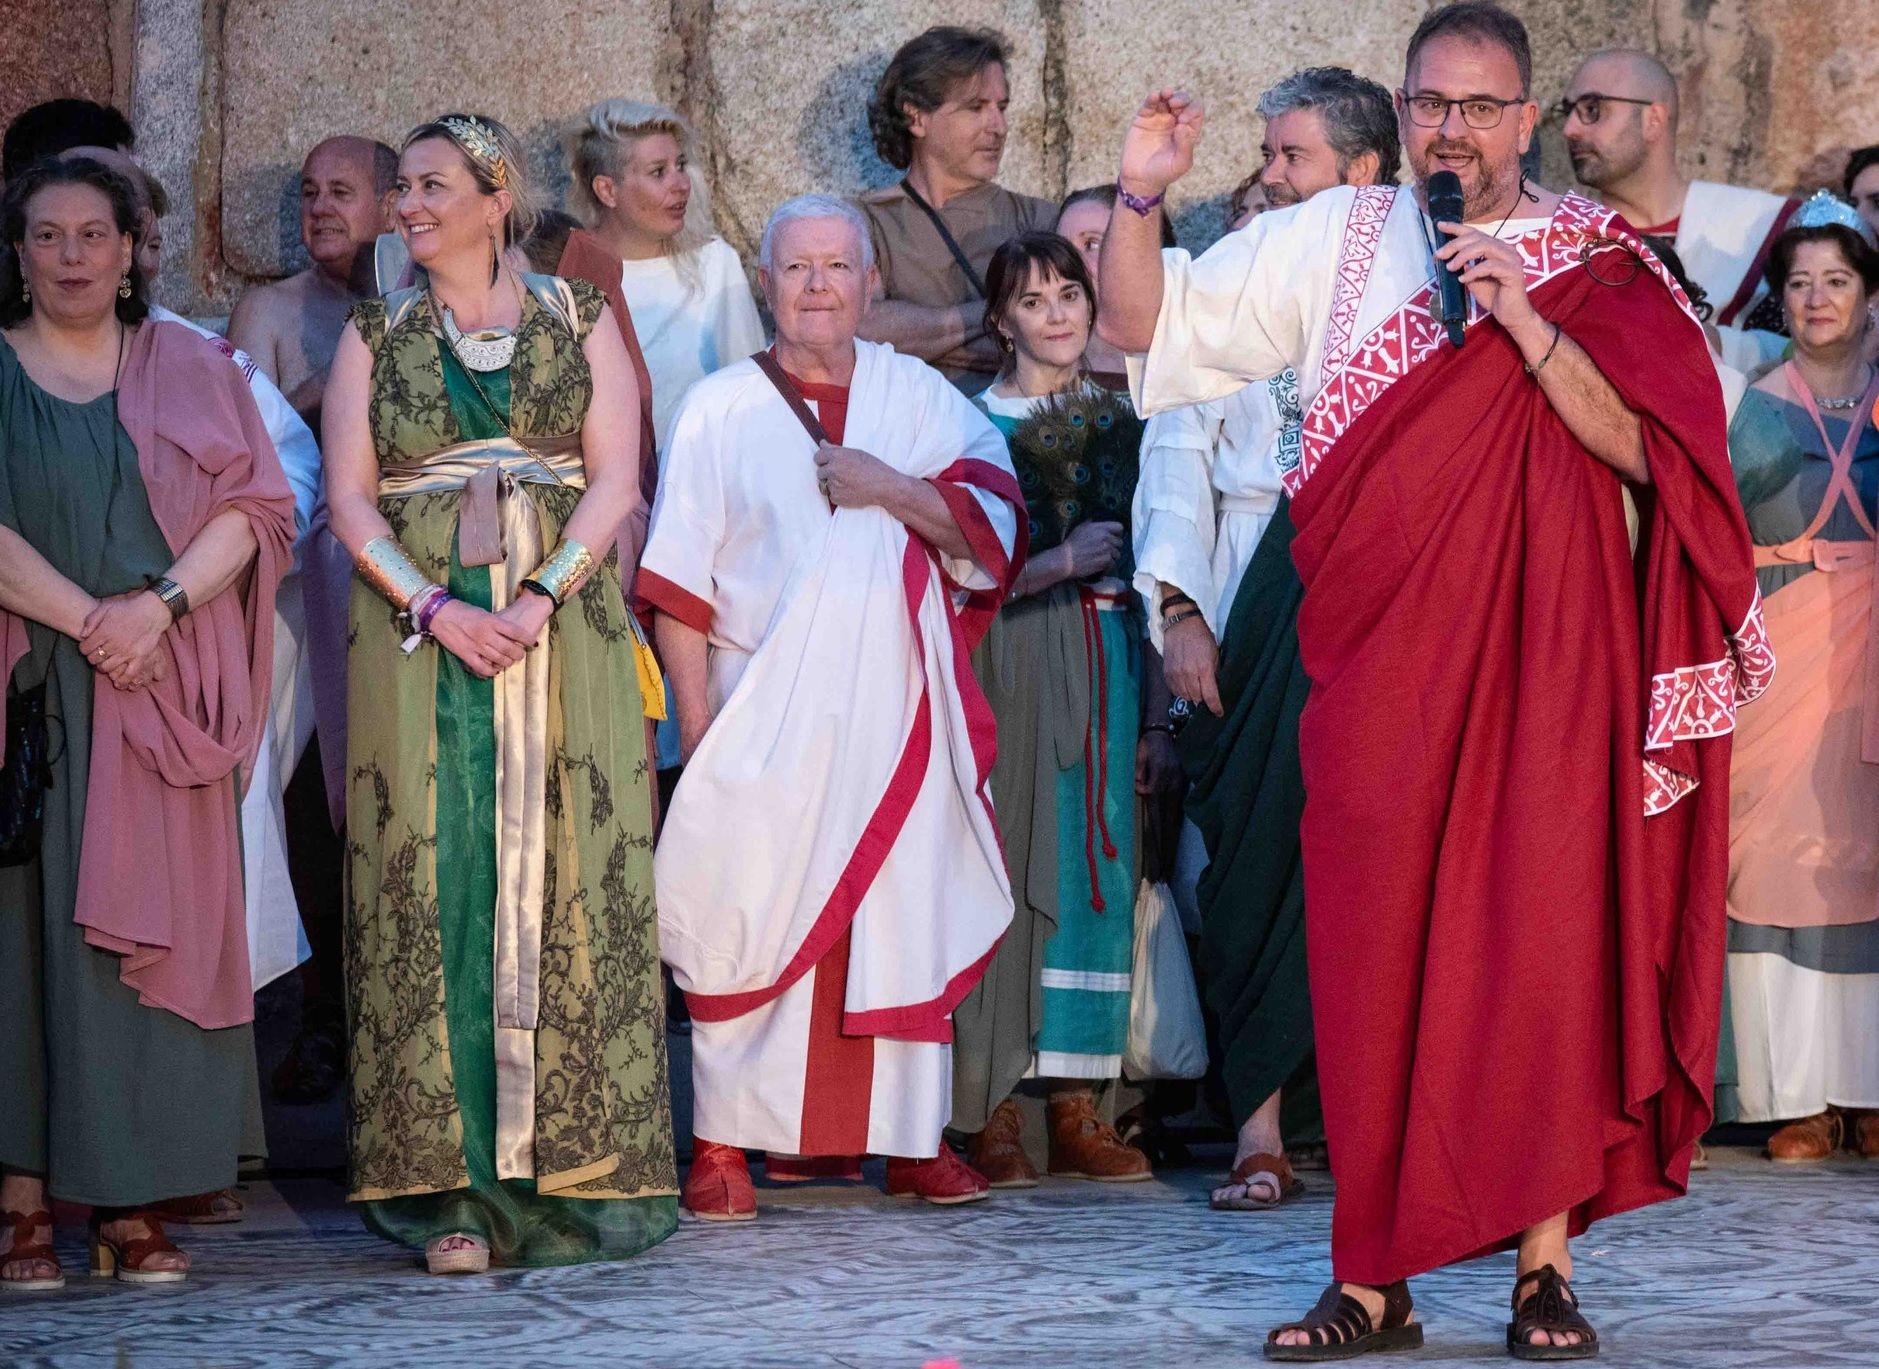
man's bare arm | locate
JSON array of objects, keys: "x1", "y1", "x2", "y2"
[
  {"x1": 226, "y1": 286, "x2": 282, "y2": 387},
  {"x1": 654, "y1": 613, "x2": 712, "y2": 762},
  {"x1": 1509, "y1": 318, "x2": 1649, "y2": 484},
  {"x1": 1097, "y1": 90, "x2": 1206, "y2": 352},
  {"x1": 855, "y1": 291, "x2": 981, "y2": 363}
]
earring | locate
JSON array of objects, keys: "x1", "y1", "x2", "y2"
[
  {"x1": 998, "y1": 333, "x2": 1014, "y2": 353},
  {"x1": 19, "y1": 280, "x2": 28, "y2": 303},
  {"x1": 489, "y1": 226, "x2": 501, "y2": 287},
  {"x1": 118, "y1": 274, "x2": 132, "y2": 299}
]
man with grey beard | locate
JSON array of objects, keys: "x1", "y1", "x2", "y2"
[{"x1": 1131, "y1": 65, "x2": 1397, "y2": 1220}]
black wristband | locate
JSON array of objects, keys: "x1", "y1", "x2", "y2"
[
  {"x1": 1142, "y1": 722, "x2": 1175, "y2": 738},
  {"x1": 518, "y1": 578, "x2": 560, "y2": 607}
]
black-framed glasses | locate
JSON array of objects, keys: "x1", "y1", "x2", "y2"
[
  {"x1": 1551, "y1": 93, "x2": 1654, "y2": 125},
  {"x1": 1402, "y1": 93, "x2": 1527, "y2": 129}
]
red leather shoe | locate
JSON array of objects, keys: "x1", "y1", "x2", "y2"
[
  {"x1": 884, "y1": 1148, "x2": 991, "y2": 1205},
  {"x1": 765, "y1": 1153, "x2": 864, "y2": 1183},
  {"x1": 683, "y1": 1139, "x2": 757, "y2": 1221}
]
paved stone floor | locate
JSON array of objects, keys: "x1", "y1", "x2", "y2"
[{"x1": 4, "y1": 1146, "x2": 1875, "y2": 1368}]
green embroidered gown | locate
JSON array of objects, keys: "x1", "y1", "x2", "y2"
[{"x1": 345, "y1": 281, "x2": 676, "y2": 1265}]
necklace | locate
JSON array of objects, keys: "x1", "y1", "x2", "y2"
[
  {"x1": 1802, "y1": 362, "x2": 1873, "y2": 411},
  {"x1": 433, "y1": 272, "x2": 524, "y2": 373},
  {"x1": 1416, "y1": 173, "x2": 1533, "y2": 327}
]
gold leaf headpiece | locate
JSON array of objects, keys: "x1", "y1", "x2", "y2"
[{"x1": 439, "y1": 115, "x2": 508, "y2": 189}]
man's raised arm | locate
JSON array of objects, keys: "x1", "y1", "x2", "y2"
[{"x1": 1098, "y1": 90, "x2": 1206, "y2": 353}]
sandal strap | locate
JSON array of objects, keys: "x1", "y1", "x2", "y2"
[
  {"x1": 1267, "y1": 1280, "x2": 1412, "y2": 1347},
  {"x1": 1512, "y1": 1266, "x2": 1598, "y2": 1345},
  {"x1": 95, "y1": 1211, "x2": 182, "y2": 1269},
  {"x1": 1, "y1": 1208, "x2": 59, "y2": 1273},
  {"x1": 3, "y1": 1208, "x2": 54, "y2": 1240},
  {"x1": 1229, "y1": 1151, "x2": 1297, "y2": 1191}
]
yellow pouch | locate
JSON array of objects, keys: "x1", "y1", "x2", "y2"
[{"x1": 627, "y1": 613, "x2": 667, "y2": 720}]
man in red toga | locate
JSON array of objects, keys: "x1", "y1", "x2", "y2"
[{"x1": 1099, "y1": 2, "x2": 1769, "y2": 1360}]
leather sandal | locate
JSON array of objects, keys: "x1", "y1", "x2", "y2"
[
  {"x1": 1, "y1": 1208, "x2": 64, "y2": 1292},
  {"x1": 88, "y1": 1210, "x2": 188, "y2": 1284},
  {"x1": 1212, "y1": 1150, "x2": 1305, "y2": 1211},
  {"x1": 1266, "y1": 1280, "x2": 1422, "y2": 1361},
  {"x1": 967, "y1": 1099, "x2": 1039, "y2": 1189},
  {"x1": 1507, "y1": 1265, "x2": 1598, "y2": 1361},
  {"x1": 1767, "y1": 1109, "x2": 1843, "y2": 1163}
]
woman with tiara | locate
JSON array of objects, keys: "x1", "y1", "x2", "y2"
[{"x1": 321, "y1": 113, "x2": 677, "y2": 1272}]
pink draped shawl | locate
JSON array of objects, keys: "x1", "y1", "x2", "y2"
[{"x1": 1, "y1": 318, "x2": 294, "y2": 1029}]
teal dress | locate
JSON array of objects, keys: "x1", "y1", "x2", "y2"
[
  {"x1": 0, "y1": 334, "x2": 256, "y2": 1206},
  {"x1": 952, "y1": 392, "x2": 1140, "y2": 1132}
]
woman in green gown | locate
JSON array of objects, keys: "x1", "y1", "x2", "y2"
[
  {"x1": 322, "y1": 114, "x2": 676, "y2": 1273},
  {"x1": 1, "y1": 157, "x2": 294, "y2": 1290}
]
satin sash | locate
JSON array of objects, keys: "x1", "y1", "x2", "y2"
[{"x1": 379, "y1": 432, "x2": 585, "y2": 1032}]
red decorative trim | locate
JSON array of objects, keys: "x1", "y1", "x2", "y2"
[
  {"x1": 637, "y1": 568, "x2": 713, "y2": 636},
  {"x1": 685, "y1": 683, "x2": 932, "y2": 1024},
  {"x1": 686, "y1": 459, "x2": 1015, "y2": 1034},
  {"x1": 844, "y1": 935, "x2": 1004, "y2": 1042},
  {"x1": 1643, "y1": 588, "x2": 1776, "y2": 753},
  {"x1": 1642, "y1": 759, "x2": 1701, "y2": 817},
  {"x1": 928, "y1": 457, "x2": 1028, "y2": 650},
  {"x1": 799, "y1": 925, "x2": 875, "y2": 1154},
  {"x1": 1322, "y1": 185, "x2": 1393, "y2": 379},
  {"x1": 1292, "y1": 193, "x2": 1698, "y2": 500}
]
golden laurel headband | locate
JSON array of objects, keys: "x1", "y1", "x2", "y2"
[{"x1": 439, "y1": 115, "x2": 508, "y2": 189}]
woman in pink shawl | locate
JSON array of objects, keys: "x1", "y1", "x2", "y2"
[{"x1": 0, "y1": 157, "x2": 293, "y2": 1291}]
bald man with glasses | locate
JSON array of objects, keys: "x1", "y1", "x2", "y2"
[{"x1": 1561, "y1": 48, "x2": 1798, "y2": 371}]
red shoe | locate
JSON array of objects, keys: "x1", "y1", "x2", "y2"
[
  {"x1": 765, "y1": 1153, "x2": 864, "y2": 1183},
  {"x1": 683, "y1": 1139, "x2": 757, "y2": 1222},
  {"x1": 884, "y1": 1148, "x2": 991, "y2": 1205}
]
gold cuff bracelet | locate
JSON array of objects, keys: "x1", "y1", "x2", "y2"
[
  {"x1": 357, "y1": 535, "x2": 434, "y2": 610},
  {"x1": 525, "y1": 538, "x2": 595, "y2": 607}
]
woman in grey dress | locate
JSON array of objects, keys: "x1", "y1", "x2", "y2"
[{"x1": 0, "y1": 157, "x2": 293, "y2": 1290}]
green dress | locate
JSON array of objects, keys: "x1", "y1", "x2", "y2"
[
  {"x1": 345, "y1": 281, "x2": 677, "y2": 1265},
  {"x1": 0, "y1": 335, "x2": 257, "y2": 1206},
  {"x1": 1176, "y1": 498, "x2": 1322, "y2": 1143}
]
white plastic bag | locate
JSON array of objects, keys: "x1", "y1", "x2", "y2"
[{"x1": 1122, "y1": 879, "x2": 1209, "y2": 1080}]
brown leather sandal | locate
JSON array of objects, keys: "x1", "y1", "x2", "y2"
[
  {"x1": 150, "y1": 1188, "x2": 244, "y2": 1225},
  {"x1": 88, "y1": 1210, "x2": 188, "y2": 1284},
  {"x1": 1213, "y1": 1150, "x2": 1306, "y2": 1210},
  {"x1": 1, "y1": 1208, "x2": 64, "y2": 1292},
  {"x1": 1507, "y1": 1265, "x2": 1598, "y2": 1361},
  {"x1": 1265, "y1": 1280, "x2": 1422, "y2": 1361}
]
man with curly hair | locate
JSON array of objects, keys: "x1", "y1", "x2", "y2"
[{"x1": 855, "y1": 26, "x2": 1055, "y2": 390}]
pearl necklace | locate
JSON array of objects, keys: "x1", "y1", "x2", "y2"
[{"x1": 1805, "y1": 362, "x2": 1873, "y2": 412}]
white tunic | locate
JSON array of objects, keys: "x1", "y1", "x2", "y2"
[
  {"x1": 1674, "y1": 180, "x2": 1795, "y2": 372},
  {"x1": 1131, "y1": 380, "x2": 1291, "y2": 652},
  {"x1": 621, "y1": 237, "x2": 767, "y2": 459},
  {"x1": 151, "y1": 306, "x2": 316, "y2": 989},
  {"x1": 1129, "y1": 186, "x2": 1549, "y2": 427},
  {"x1": 644, "y1": 341, "x2": 1018, "y2": 1157}
]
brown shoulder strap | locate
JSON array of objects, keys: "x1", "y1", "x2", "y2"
[
  {"x1": 899, "y1": 178, "x2": 987, "y2": 298},
  {"x1": 750, "y1": 349, "x2": 830, "y2": 444}
]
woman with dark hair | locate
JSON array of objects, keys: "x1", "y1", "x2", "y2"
[
  {"x1": 1055, "y1": 184, "x2": 1176, "y2": 390},
  {"x1": 951, "y1": 231, "x2": 1175, "y2": 1187},
  {"x1": 1724, "y1": 200, "x2": 1879, "y2": 1163},
  {"x1": 322, "y1": 114, "x2": 676, "y2": 1273},
  {"x1": 0, "y1": 157, "x2": 294, "y2": 1290}
]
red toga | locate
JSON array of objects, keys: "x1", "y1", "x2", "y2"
[{"x1": 1285, "y1": 193, "x2": 1771, "y2": 1284}]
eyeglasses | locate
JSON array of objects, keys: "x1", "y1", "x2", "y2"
[
  {"x1": 1551, "y1": 93, "x2": 1655, "y2": 125},
  {"x1": 1402, "y1": 93, "x2": 1527, "y2": 130}
]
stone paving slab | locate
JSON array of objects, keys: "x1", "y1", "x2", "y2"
[{"x1": 4, "y1": 1148, "x2": 1874, "y2": 1367}]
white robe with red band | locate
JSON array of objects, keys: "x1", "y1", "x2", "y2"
[
  {"x1": 1671, "y1": 181, "x2": 1799, "y2": 373},
  {"x1": 643, "y1": 340, "x2": 1021, "y2": 1157}
]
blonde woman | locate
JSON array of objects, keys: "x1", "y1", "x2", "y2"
[
  {"x1": 322, "y1": 112, "x2": 677, "y2": 1273},
  {"x1": 562, "y1": 100, "x2": 763, "y2": 457}
]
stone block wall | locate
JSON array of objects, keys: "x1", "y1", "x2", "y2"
[{"x1": 4, "y1": 0, "x2": 1871, "y2": 315}]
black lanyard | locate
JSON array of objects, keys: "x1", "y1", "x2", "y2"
[{"x1": 900, "y1": 179, "x2": 987, "y2": 298}]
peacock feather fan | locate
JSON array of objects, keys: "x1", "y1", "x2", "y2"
[{"x1": 1006, "y1": 386, "x2": 1144, "y2": 556}]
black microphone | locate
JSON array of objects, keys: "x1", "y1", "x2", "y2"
[{"x1": 1426, "y1": 170, "x2": 1468, "y2": 349}]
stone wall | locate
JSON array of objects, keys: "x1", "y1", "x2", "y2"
[{"x1": 9, "y1": 0, "x2": 1871, "y2": 314}]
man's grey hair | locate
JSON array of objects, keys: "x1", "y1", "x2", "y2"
[
  {"x1": 1256, "y1": 66, "x2": 1402, "y2": 184},
  {"x1": 758, "y1": 194, "x2": 875, "y2": 272}
]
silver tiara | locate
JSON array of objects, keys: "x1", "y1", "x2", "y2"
[{"x1": 1793, "y1": 189, "x2": 1873, "y2": 244}]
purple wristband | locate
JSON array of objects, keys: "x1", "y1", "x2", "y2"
[
  {"x1": 1117, "y1": 185, "x2": 1166, "y2": 217},
  {"x1": 416, "y1": 589, "x2": 452, "y2": 636}
]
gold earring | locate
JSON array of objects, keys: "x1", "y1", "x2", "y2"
[{"x1": 118, "y1": 274, "x2": 132, "y2": 299}]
